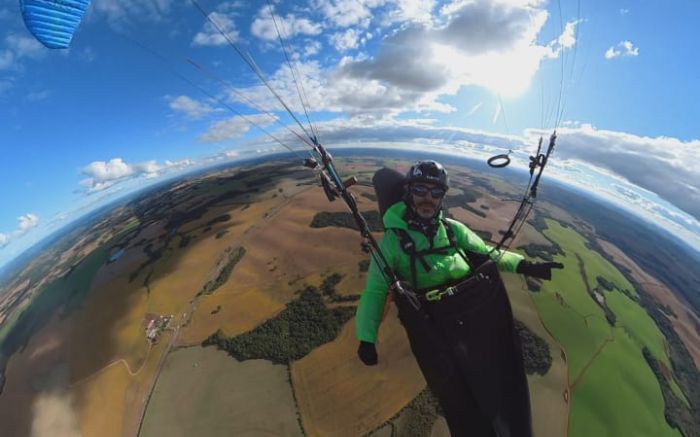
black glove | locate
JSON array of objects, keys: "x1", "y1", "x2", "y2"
[
  {"x1": 357, "y1": 341, "x2": 378, "y2": 366},
  {"x1": 516, "y1": 261, "x2": 564, "y2": 280}
]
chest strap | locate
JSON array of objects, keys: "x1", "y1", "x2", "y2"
[{"x1": 393, "y1": 219, "x2": 472, "y2": 290}]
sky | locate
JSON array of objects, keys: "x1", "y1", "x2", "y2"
[{"x1": 0, "y1": 0, "x2": 699, "y2": 268}]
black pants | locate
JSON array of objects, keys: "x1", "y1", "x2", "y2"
[{"x1": 394, "y1": 262, "x2": 533, "y2": 437}]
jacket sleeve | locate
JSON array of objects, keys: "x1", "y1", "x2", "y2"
[
  {"x1": 355, "y1": 232, "x2": 396, "y2": 343},
  {"x1": 448, "y1": 219, "x2": 524, "y2": 273}
]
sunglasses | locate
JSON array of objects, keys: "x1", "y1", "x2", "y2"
[{"x1": 410, "y1": 184, "x2": 446, "y2": 199}]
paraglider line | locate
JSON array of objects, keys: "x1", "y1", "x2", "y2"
[
  {"x1": 189, "y1": 0, "x2": 315, "y2": 143},
  {"x1": 265, "y1": 0, "x2": 319, "y2": 143}
]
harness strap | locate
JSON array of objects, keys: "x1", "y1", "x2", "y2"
[
  {"x1": 442, "y1": 218, "x2": 471, "y2": 266},
  {"x1": 393, "y1": 219, "x2": 487, "y2": 291}
]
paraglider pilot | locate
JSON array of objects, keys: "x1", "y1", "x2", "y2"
[{"x1": 355, "y1": 160, "x2": 563, "y2": 437}]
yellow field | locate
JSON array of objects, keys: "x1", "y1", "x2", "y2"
[
  {"x1": 177, "y1": 284, "x2": 285, "y2": 345},
  {"x1": 291, "y1": 309, "x2": 425, "y2": 437},
  {"x1": 180, "y1": 185, "x2": 377, "y2": 344},
  {"x1": 72, "y1": 330, "x2": 172, "y2": 437},
  {"x1": 66, "y1": 260, "x2": 151, "y2": 382}
]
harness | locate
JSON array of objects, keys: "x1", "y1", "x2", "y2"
[{"x1": 392, "y1": 218, "x2": 491, "y2": 298}]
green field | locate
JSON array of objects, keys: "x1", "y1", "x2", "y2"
[
  {"x1": 140, "y1": 346, "x2": 303, "y2": 437},
  {"x1": 531, "y1": 219, "x2": 683, "y2": 437}
]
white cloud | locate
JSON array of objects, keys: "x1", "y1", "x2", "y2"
[
  {"x1": 192, "y1": 11, "x2": 240, "y2": 47},
  {"x1": 198, "y1": 114, "x2": 274, "y2": 143},
  {"x1": 164, "y1": 159, "x2": 194, "y2": 169},
  {"x1": 313, "y1": 0, "x2": 384, "y2": 28},
  {"x1": 325, "y1": 0, "x2": 551, "y2": 116},
  {"x1": 17, "y1": 213, "x2": 39, "y2": 233},
  {"x1": 226, "y1": 60, "x2": 326, "y2": 116},
  {"x1": 219, "y1": 0, "x2": 570, "y2": 119},
  {"x1": 605, "y1": 40, "x2": 639, "y2": 59},
  {"x1": 79, "y1": 156, "x2": 198, "y2": 193},
  {"x1": 383, "y1": 0, "x2": 435, "y2": 25},
  {"x1": 620, "y1": 8, "x2": 629, "y2": 15},
  {"x1": 304, "y1": 40, "x2": 323, "y2": 57},
  {"x1": 169, "y1": 95, "x2": 219, "y2": 119},
  {"x1": 132, "y1": 161, "x2": 161, "y2": 178},
  {"x1": 82, "y1": 158, "x2": 133, "y2": 182},
  {"x1": 525, "y1": 124, "x2": 700, "y2": 220},
  {"x1": 330, "y1": 29, "x2": 360, "y2": 51},
  {"x1": 557, "y1": 19, "x2": 579, "y2": 49},
  {"x1": 251, "y1": 5, "x2": 322, "y2": 41},
  {"x1": 0, "y1": 213, "x2": 40, "y2": 247}
]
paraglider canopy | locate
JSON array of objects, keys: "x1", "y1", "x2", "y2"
[{"x1": 20, "y1": 0, "x2": 92, "y2": 49}]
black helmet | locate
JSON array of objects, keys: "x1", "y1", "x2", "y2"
[{"x1": 405, "y1": 160, "x2": 449, "y2": 190}]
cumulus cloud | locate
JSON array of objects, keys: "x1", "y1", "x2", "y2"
[
  {"x1": 198, "y1": 114, "x2": 274, "y2": 142},
  {"x1": 192, "y1": 11, "x2": 240, "y2": 47},
  {"x1": 557, "y1": 19, "x2": 580, "y2": 50},
  {"x1": 304, "y1": 40, "x2": 323, "y2": 57},
  {"x1": 18, "y1": 213, "x2": 39, "y2": 233},
  {"x1": 605, "y1": 40, "x2": 639, "y2": 59},
  {"x1": 0, "y1": 213, "x2": 40, "y2": 247},
  {"x1": 313, "y1": 0, "x2": 384, "y2": 28},
  {"x1": 330, "y1": 28, "x2": 360, "y2": 51},
  {"x1": 169, "y1": 95, "x2": 219, "y2": 119},
  {"x1": 79, "y1": 157, "x2": 196, "y2": 193},
  {"x1": 525, "y1": 124, "x2": 700, "y2": 220},
  {"x1": 264, "y1": 115, "x2": 698, "y2": 227},
  {"x1": 251, "y1": 5, "x2": 322, "y2": 41},
  {"x1": 217, "y1": 0, "x2": 571, "y2": 119},
  {"x1": 382, "y1": 0, "x2": 436, "y2": 25},
  {"x1": 326, "y1": 0, "x2": 552, "y2": 116}
]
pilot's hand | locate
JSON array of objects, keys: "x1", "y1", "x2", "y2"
[
  {"x1": 357, "y1": 341, "x2": 378, "y2": 366},
  {"x1": 516, "y1": 261, "x2": 564, "y2": 281}
]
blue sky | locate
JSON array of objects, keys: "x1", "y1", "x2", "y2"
[{"x1": 1, "y1": 0, "x2": 699, "y2": 267}]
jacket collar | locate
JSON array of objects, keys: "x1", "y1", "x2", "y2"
[{"x1": 383, "y1": 201, "x2": 443, "y2": 231}]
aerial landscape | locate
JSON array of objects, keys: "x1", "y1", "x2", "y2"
[
  {"x1": 1, "y1": 0, "x2": 699, "y2": 436},
  {"x1": 1, "y1": 152, "x2": 698, "y2": 436}
]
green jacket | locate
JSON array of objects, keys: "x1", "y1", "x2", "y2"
[{"x1": 355, "y1": 201, "x2": 524, "y2": 343}]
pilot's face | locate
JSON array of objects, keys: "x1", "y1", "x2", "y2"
[{"x1": 409, "y1": 182, "x2": 445, "y2": 219}]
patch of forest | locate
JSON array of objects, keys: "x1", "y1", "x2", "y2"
[
  {"x1": 642, "y1": 347, "x2": 699, "y2": 437},
  {"x1": 371, "y1": 387, "x2": 443, "y2": 437},
  {"x1": 202, "y1": 285, "x2": 355, "y2": 364},
  {"x1": 320, "y1": 273, "x2": 360, "y2": 303},
  {"x1": 199, "y1": 247, "x2": 247, "y2": 296},
  {"x1": 514, "y1": 320, "x2": 553, "y2": 376},
  {"x1": 517, "y1": 242, "x2": 564, "y2": 262}
]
